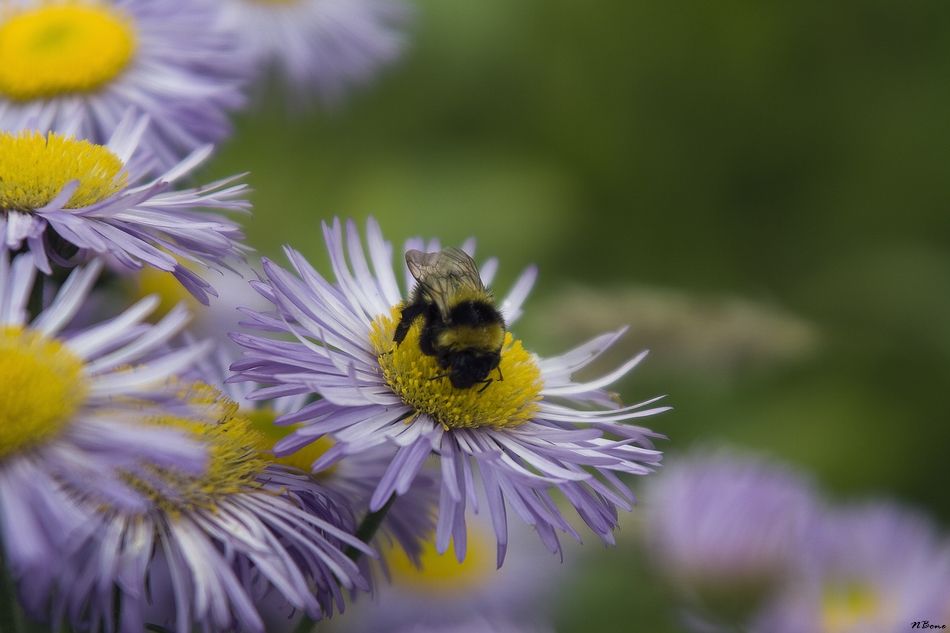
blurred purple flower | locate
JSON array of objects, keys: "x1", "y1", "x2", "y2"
[
  {"x1": 218, "y1": 0, "x2": 409, "y2": 103},
  {"x1": 755, "y1": 502, "x2": 950, "y2": 633},
  {"x1": 643, "y1": 450, "x2": 819, "y2": 628},
  {"x1": 336, "y1": 510, "x2": 566, "y2": 633}
]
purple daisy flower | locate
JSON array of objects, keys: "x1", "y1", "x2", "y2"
[
  {"x1": 54, "y1": 383, "x2": 374, "y2": 633},
  {"x1": 230, "y1": 217, "x2": 667, "y2": 564},
  {"x1": 642, "y1": 450, "x2": 819, "y2": 629},
  {"x1": 755, "y1": 502, "x2": 950, "y2": 633},
  {"x1": 217, "y1": 0, "x2": 408, "y2": 103},
  {"x1": 0, "y1": 0, "x2": 247, "y2": 170},
  {"x1": 0, "y1": 250, "x2": 214, "y2": 620},
  {"x1": 0, "y1": 113, "x2": 249, "y2": 303}
]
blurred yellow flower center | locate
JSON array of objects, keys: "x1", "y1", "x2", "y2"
[
  {"x1": 821, "y1": 581, "x2": 891, "y2": 633},
  {"x1": 127, "y1": 266, "x2": 200, "y2": 322},
  {"x1": 0, "y1": 327, "x2": 87, "y2": 461},
  {"x1": 247, "y1": 407, "x2": 338, "y2": 477},
  {"x1": 370, "y1": 306, "x2": 543, "y2": 430},
  {"x1": 386, "y1": 526, "x2": 495, "y2": 594},
  {"x1": 0, "y1": 131, "x2": 128, "y2": 212},
  {"x1": 126, "y1": 384, "x2": 269, "y2": 514},
  {"x1": 0, "y1": 3, "x2": 136, "y2": 99}
]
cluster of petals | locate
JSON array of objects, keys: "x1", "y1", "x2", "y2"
[
  {"x1": 204, "y1": 353, "x2": 439, "y2": 574},
  {"x1": 230, "y1": 217, "x2": 668, "y2": 563},
  {"x1": 61, "y1": 463, "x2": 373, "y2": 633}
]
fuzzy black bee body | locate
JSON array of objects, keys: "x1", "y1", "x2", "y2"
[{"x1": 394, "y1": 247, "x2": 506, "y2": 390}]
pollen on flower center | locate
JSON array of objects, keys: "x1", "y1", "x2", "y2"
[
  {"x1": 369, "y1": 306, "x2": 543, "y2": 430},
  {"x1": 124, "y1": 384, "x2": 269, "y2": 514},
  {"x1": 247, "y1": 407, "x2": 338, "y2": 477},
  {"x1": 821, "y1": 581, "x2": 890, "y2": 632},
  {"x1": 0, "y1": 3, "x2": 136, "y2": 100},
  {"x1": 0, "y1": 327, "x2": 87, "y2": 461},
  {"x1": 0, "y1": 131, "x2": 128, "y2": 212}
]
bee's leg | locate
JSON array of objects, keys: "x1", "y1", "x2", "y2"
[
  {"x1": 477, "y1": 379, "x2": 493, "y2": 393},
  {"x1": 495, "y1": 366, "x2": 504, "y2": 382},
  {"x1": 393, "y1": 303, "x2": 426, "y2": 345},
  {"x1": 428, "y1": 371, "x2": 453, "y2": 382}
]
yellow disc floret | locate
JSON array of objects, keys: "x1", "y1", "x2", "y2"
[
  {"x1": 125, "y1": 383, "x2": 269, "y2": 515},
  {"x1": 247, "y1": 407, "x2": 338, "y2": 477},
  {"x1": 386, "y1": 527, "x2": 495, "y2": 594},
  {"x1": 370, "y1": 306, "x2": 543, "y2": 430},
  {"x1": 0, "y1": 3, "x2": 136, "y2": 99},
  {"x1": 0, "y1": 327, "x2": 87, "y2": 461},
  {"x1": 0, "y1": 130, "x2": 128, "y2": 211}
]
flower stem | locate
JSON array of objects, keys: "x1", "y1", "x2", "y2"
[
  {"x1": 0, "y1": 548, "x2": 28, "y2": 633},
  {"x1": 345, "y1": 493, "x2": 396, "y2": 562}
]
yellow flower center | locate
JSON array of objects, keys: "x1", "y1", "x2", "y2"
[
  {"x1": 126, "y1": 266, "x2": 201, "y2": 323},
  {"x1": 0, "y1": 130, "x2": 128, "y2": 212},
  {"x1": 246, "y1": 407, "x2": 338, "y2": 477},
  {"x1": 0, "y1": 3, "x2": 136, "y2": 100},
  {"x1": 124, "y1": 384, "x2": 269, "y2": 515},
  {"x1": 821, "y1": 581, "x2": 893, "y2": 633},
  {"x1": 369, "y1": 306, "x2": 543, "y2": 430},
  {"x1": 0, "y1": 327, "x2": 87, "y2": 461},
  {"x1": 386, "y1": 527, "x2": 495, "y2": 594}
]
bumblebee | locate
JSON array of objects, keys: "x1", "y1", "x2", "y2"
[{"x1": 394, "y1": 247, "x2": 506, "y2": 390}]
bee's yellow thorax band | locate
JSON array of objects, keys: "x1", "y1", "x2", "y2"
[{"x1": 436, "y1": 324, "x2": 505, "y2": 353}]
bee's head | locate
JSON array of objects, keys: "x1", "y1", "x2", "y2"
[{"x1": 446, "y1": 350, "x2": 502, "y2": 390}]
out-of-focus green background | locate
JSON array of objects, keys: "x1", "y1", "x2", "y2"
[{"x1": 204, "y1": 1, "x2": 950, "y2": 630}]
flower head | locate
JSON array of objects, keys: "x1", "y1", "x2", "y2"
[
  {"x1": 55, "y1": 383, "x2": 373, "y2": 633},
  {"x1": 756, "y1": 502, "x2": 950, "y2": 633},
  {"x1": 0, "y1": 250, "x2": 215, "y2": 619},
  {"x1": 218, "y1": 0, "x2": 408, "y2": 103},
  {"x1": 643, "y1": 450, "x2": 819, "y2": 628},
  {"x1": 0, "y1": 0, "x2": 247, "y2": 169},
  {"x1": 0, "y1": 113, "x2": 249, "y2": 303},
  {"x1": 337, "y1": 510, "x2": 567, "y2": 633},
  {"x1": 230, "y1": 217, "x2": 667, "y2": 563}
]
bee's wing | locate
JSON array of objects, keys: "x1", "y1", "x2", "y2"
[{"x1": 406, "y1": 247, "x2": 484, "y2": 318}]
